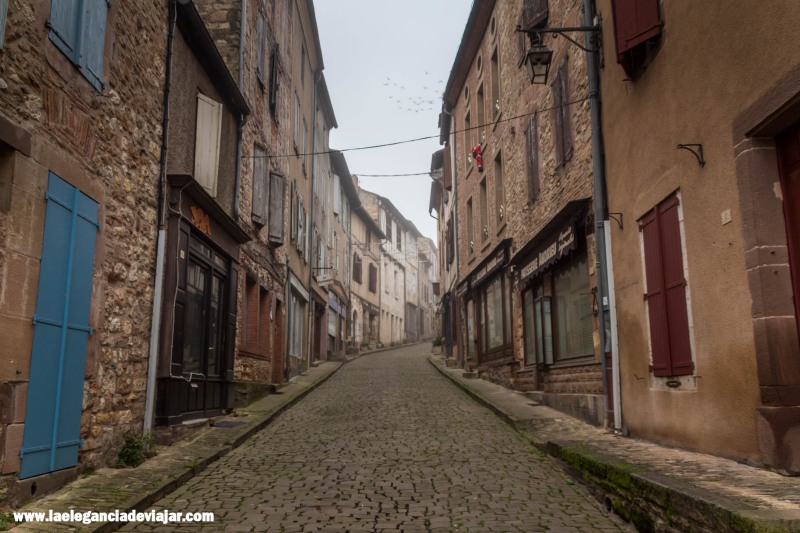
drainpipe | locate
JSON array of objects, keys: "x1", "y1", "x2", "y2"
[
  {"x1": 306, "y1": 71, "x2": 320, "y2": 368},
  {"x1": 232, "y1": 0, "x2": 247, "y2": 220},
  {"x1": 144, "y1": 0, "x2": 177, "y2": 434},
  {"x1": 583, "y1": 0, "x2": 622, "y2": 432}
]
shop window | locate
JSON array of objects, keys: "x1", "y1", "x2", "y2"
[
  {"x1": 194, "y1": 93, "x2": 223, "y2": 197},
  {"x1": 522, "y1": 249, "x2": 591, "y2": 364},
  {"x1": 475, "y1": 273, "x2": 512, "y2": 363},
  {"x1": 48, "y1": 0, "x2": 109, "y2": 90},
  {"x1": 641, "y1": 193, "x2": 693, "y2": 376}
]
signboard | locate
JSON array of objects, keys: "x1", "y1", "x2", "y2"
[
  {"x1": 470, "y1": 247, "x2": 508, "y2": 287},
  {"x1": 519, "y1": 223, "x2": 577, "y2": 284}
]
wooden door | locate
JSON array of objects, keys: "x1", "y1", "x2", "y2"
[{"x1": 777, "y1": 122, "x2": 800, "y2": 337}]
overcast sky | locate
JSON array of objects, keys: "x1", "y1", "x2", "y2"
[{"x1": 315, "y1": 0, "x2": 473, "y2": 247}]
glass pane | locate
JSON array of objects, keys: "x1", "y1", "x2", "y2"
[
  {"x1": 207, "y1": 275, "x2": 222, "y2": 376},
  {"x1": 487, "y1": 277, "x2": 504, "y2": 349},
  {"x1": 467, "y1": 300, "x2": 475, "y2": 360},
  {"x1": 503, "y1": 276, "x2": 511, "y2": 345},
  {"x1": 553, "y1": 253, "x2": 592, "y2": 359},
  {"x1": 523, "y1": 289, "x2": 536, "y2": 365},
  {"x1": 184, "y1": 261, "x2": 207, "y2": 375},
  {"x1": 542, "y1": 298, "x2": 553, "y2": 364}
]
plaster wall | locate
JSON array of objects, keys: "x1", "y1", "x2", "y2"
[{"x1": 596, "y1": 0, "x2": 800, "y2": 463}]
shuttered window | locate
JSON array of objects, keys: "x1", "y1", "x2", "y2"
[
  {"x1": 194, "y1": 93, "x2": 223, "y2": 197},
  {"x1": 0, "y1": 0, "x2": 9, "y2": 49},
  {"x1": 48, "y1": 0, "x2": 110, "y2": 90},
  {"x1": 526, "y1": 115, "x2": 540, "y2": 202},
  {"x1": 353, "y1": 253, "x2": 362, "y2": 284},
  {"x1": 641, "y1": 193, "x2": 693, "y2": 377},
  {"x1": 551, "y1": 58, "x2": 572, "y2": 167},
  {"x1": 333, "y1": 174, "x2": 341, "y2": 215},
  {"x1": 256, "y1": 9, "x2": 267, "y2": 87},
  {"x1": 610, "y1": 0, "x2": 662, "y2": 59},
  {"x1": 269, "y1": 46, "x2": 280, "y2": 119},
  {"x1": 268, "y1": 173, "x2": 285, "y2": 245},
  {"x1": 368, "y1": 264, "x2": 377, "y2": 293},
  {"x1": 252, "y1": 146, "x2": 268, "y2": 225}
]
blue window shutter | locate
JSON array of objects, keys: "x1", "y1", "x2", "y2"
[
  {"x1": 20, "y1": 173, "x2": 98, "y2": 479},
  {"x1": 0, "y1": 0, "x2": 9, "y2": 49},
  {"x1": 48, "y1": 0, "x2": 82, "y2": 61},
  {"x1": 80, "y1": 0, "x2": 109, "y2": 90}
]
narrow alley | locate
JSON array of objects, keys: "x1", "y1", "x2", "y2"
[{"x1": 120, "y1": 345, "x2": 626, "y2": 532}]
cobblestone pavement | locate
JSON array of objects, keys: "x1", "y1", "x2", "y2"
[{"x1": 121, "y1": 345, "x2": 629, "y2": 532}]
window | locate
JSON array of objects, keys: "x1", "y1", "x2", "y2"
[
  {"x1": 294, "y1": 94, "x2": 301, "y2": 150},
  {"x1": 385, "y1": 216, "x2": 392, "y2": 242},
  {"x1": 353, "y1": 253, "x2": 362, "y2": 284},
  {"x1": 269, "y1": 46, "x2": 280, "y2": 119},
  {"x1": 268, "y1": 173, "x2": 285, "y2": 245},
  {"x1": 466, "y1": 198, "x2": 474, "y2": 253},
  {"x1": 491, "y1": 48, "x2": 500, "y2": 117},
  {"x1": 394, "y1": 270, "x2": 399, "y2": 298},
  {"x1": 475, "y1": 273, "x2": 512, "y2": 363},
  {"x1": 610, "y1": 0, "x2": 662, "y2": 78},
  {"x1": 641, "y1": 193, "x2": 693, "y2": 377},
  {"x1": 479, "y1": 179, "x2": 488, "y2": 242},
  {"x1": 384, "y1": 261, "x2": 389, "y2": 293},
  {"x1": 396, "y1": 228, "x2": 402, "y2": 251},
  {"x1": 194, "y1": 93, "x2": 223, "y2": 197},
  {"x1": 446, "y1": 217, "x2": 454, "y2": 266},
  {"x1": 243, "y1": 276, "x2": 270, "y2": 357},
  {"x1": 256, "y1": 8, "x2": 268, "y2": 87},
  {"x1": 464, "y1": 112, "x2": 472, "y2": 155},
  {"x1": 48, "y1": 0, "x2": 109, "y2": 90},
  {"x1": 252, "y1": 145, "x2": 268, "y2": 225},
  {"x1": 300, "y1": 45, "x2": 306, "y2": 88},
  {"x1": 526, "y1": 115, "x2": 540, "y2": 202},
  {"x1": 518, "y1": 0, "x2": 549, "y2": 64},
  {"x1": 495, "y1": 151, "x2": 504, "y2": 226},
  {"x1": 477, "y1": 84, "x2": 485, "y2": 142},
  {"x1": 368, "y1": 263, "x2": 377, "y2": 293},
  {"x1": 522, "y1": 250, "x2": 592, "y2": 364},
  {"x1": 551, "y1": 58, "x2": 572, "y2": 167},
  {"x1": 302, "y1": 119, "x2": 308, "y2": 174}
]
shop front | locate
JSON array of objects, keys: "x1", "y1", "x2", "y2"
[
  {"x1": 513, "y1": 199, "x2": 605, "y2": 425},
  {"x1": 157, "y1": 176, "x2": 249, "y2": 425}
]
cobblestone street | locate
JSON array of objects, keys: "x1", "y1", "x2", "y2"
[{"x1": 121, "y1": 345, "x2": 626, "y2": 532}]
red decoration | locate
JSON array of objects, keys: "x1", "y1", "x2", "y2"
[{"x1": 471, "y1": 145, "x2": 484, "y2": 172}]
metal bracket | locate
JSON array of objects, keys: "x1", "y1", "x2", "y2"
[
  {"x1": 516, "y1": 24, "x2": 602, "y2": 53},
  {"x1": 677, "y1": 144, "x2": 706, "y2": 167},
  {"x1": 608, "y1": 212, "x2": 623, "y2": 230}
]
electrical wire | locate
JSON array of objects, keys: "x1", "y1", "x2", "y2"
[{"x1": 243, "y1": 96, "x2": 591, "y2": 161}]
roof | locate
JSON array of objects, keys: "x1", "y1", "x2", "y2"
[
  {"x1": 176, "y1": 1, "x2": 250, "y2": 119},
  {"x1": 317, "y1": 75, "x2": 338, "y2": 128}
]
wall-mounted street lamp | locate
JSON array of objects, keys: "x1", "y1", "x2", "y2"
[{"x1": 517, "y1": 20, "x2": 602, "y2": 85}]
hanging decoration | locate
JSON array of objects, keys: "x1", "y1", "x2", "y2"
[{"x1": 471, "y1": 145, "x2": 484, "y2": 172}]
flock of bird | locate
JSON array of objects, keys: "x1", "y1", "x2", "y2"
[{"x1": 383, "y1": 71, "x2": 445, "y2": 113}]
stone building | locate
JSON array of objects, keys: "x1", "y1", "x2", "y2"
[
  {"x1": 597, "y1": 0, "x2": 800, "y2": 473},
  {"x1": 435, "y1": 0, "x2": 605, "y2": 425},
  {"x1": 417, "y1": 237, "x2": 438, "y2": 341},
  {"x1": 153, "y1": 2, "x2": 250, "y2": 426},
  {"x1": 0, "y1": 0, "x2": 166, "y2": 499},
  {"x1": 195, "y1": 0, "x2": 293, "y2": 401},
  {"x1": 349, "y1": 177, "x2": 384, "y2": 350}
]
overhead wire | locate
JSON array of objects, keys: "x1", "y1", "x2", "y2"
[{"x1": 243, "y1": 96, "x2": 591, "y2": 164}]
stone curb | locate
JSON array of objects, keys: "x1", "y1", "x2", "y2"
[
  {"x1": 11, "y1": 360, "x2": 348, "y2": 533},
  {"x1": 427, "y1": 356, "x2": 800, "y2": 533}
]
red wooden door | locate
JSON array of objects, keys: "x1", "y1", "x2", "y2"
[{"x1": 777, "y1": 122, "x2": 800, "y2": 337}]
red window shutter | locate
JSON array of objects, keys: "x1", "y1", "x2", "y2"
[
  {"x1": 610, "y1": 0, "x2": 662, "y2": 59},
  {"x1": 659, "y1": 197, "x2": 693, "y2": 376},
  {"x1": 641, "y1": 209, "x2": 671, "y2": 377}
]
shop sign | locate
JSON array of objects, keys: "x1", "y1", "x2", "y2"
[
  {"x1": 471, "y1": 247, "x2": 508, "y2": 287},
  {"x1": 520, "y1": 224, "x2": 577, "y2": 283}
]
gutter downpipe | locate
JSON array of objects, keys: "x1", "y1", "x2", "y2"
[
  {"x1": 144, "y1": 0, "x2": 177, "y2": 434},
  {"x1": 232, "y1": 0, "x2": 247, "y2": 220},
  {"x1": 583, "y1": 0, "x2": 621, "y2": 432},
  {"x1": 306, "y1": 72, "x2": 320, "y2": 368}
]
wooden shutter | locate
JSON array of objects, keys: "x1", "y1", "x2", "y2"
[
  {"x1": 252, "y1": 146, "x2": 267, "y2": 225},
  {"x1": 659, "y1": 196, "x2": 692, "y2": 375},
  {"x1": 610, "y1": 0, "x2": 662, "y2": 59},
  {"x1": 194, "y1": 93, "x2": 222, "y2": 197},
  {"x1": 333, "y1": 174, "x2": 341, "y2": 215},
  {"x1": 268, "y1": 173, "x2": 285, "y2": 245},
  {"x1": 81, "y1": 0, "x2": 109, "y2": 89},
  {"x1": 558, "y1": 59, "x2": 572, "y2": 161},
  {"x1": 641, "y1": 208, "x2": 670, "y2": 376},
  {"x1": 0, "y1": 0, "x2": 10, "y2": 48},
  {"x1": 551, "y1": 68, "x2": 564, "y2": 166},
  {"x1": 256, "y1": 10, "x2": 266, "y2": 85},
  {"x1": 269, "y1": 46, "x2": 280, "y2": 117},
  {"x1": 641, "y1": 194, "x2": 692, "y2": 377},
  {"x1": 48, "y1": 0, "x2": 81, "y2": 59},
  {"x1": 526, "y1": 115, "x2": 540, "y2": 202}
]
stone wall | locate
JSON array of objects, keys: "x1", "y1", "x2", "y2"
[{"x1": 0, "y1": 0, "x2": 167, "y2": 494}]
